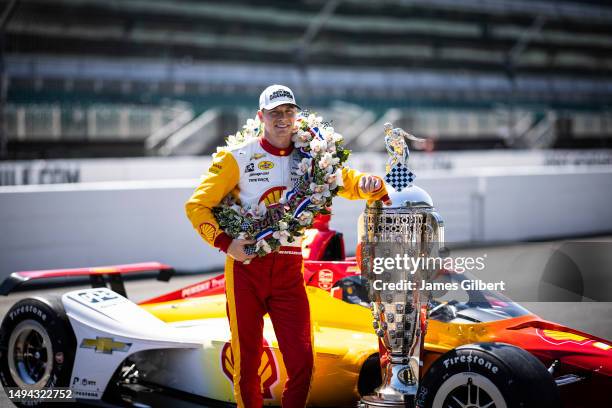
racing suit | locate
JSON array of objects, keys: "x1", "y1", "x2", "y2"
[{"x1": 186, "y1": 136, "x2": 389, "y2": 408}]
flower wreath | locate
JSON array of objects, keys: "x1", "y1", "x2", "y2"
[{"x1": 213, "y1": 112, "x2": 350, "y2": 256}]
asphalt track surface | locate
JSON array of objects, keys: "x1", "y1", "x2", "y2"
[{"x1": 0, "y1": 240, "x2": 610, "y2": 407}]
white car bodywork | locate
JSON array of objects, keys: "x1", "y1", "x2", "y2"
[
  {"x1": 61, "y1": 287, "x2": 286, "y2": 404},
  {"x1": 62, "y1": 287, "x2": 204, "y2": 400}
]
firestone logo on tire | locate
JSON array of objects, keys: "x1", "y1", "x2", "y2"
[
  {"x1": 8, "y1": 305, "x2": 47, "y2": 322},
  {"x1": 221, "y1": 340, "x2": 279, "y2": 399},
  {"x1": 443, "y1": 354, "x2": 499, "y2": 374}
]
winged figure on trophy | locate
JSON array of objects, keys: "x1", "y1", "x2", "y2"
[{"x1": 383, "y1": 122, "x2": 424, "y2": 192}]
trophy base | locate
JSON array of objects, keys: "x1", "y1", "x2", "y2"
[{"x1": 360, "y1": 394, "x2": 416, "y2": 408}]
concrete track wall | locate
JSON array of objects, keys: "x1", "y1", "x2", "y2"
[{"x1": 1, "y1": 166, "x2": 611, "y2": 277}]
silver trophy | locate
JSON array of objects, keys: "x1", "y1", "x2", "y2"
[{"x1": 360, "y1": 123, "x2": 444, "y2": 408}]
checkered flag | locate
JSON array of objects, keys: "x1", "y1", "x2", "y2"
[{"x1": 384, "y1": 163, "x2": 415, "y2": 192}]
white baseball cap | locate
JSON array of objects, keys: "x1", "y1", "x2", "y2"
[{"x1": 259, "y1": 84, "x2": 301, "y2": 111}]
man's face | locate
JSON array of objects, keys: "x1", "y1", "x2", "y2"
[{"x1": 259, "y1": 104, "x2": 298, "y2": 141}]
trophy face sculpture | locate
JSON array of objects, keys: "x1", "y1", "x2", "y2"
[{"x1": 360, "y1": 123, "x2": 444, "y2": 408}]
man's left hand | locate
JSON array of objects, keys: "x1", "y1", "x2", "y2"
[{"x1": 359, "y1": 175, "x2": 382, "y2": 193}]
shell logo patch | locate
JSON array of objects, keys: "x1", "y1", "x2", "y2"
[
  {"x1": 543, "y1": 330, "x2": 587, "y2": 342},
  {"x1": 258, "y1": 161, "x2": 274, "y2": 170},
  {"x1": 221, "y1": 340, "x2": 278, "y2": 399},
  {"x1": 259, "y1": 186, "x2": 286, "y2": 206},
  {"x1": 537, "y1": 329, "x2": 593, "y2": 346},
  {"x1": 199, "y1": 223, "x2": 217, "y2": 242}
]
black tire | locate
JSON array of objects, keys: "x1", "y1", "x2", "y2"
[
  {"x1": 0, "y1": 296, "x2": 76, "y2": 407},
  {"x1": 417, "y1": 342, "x2": 560, "y2": 408},
  {"x1": 358, "y1": 353, "x2": 382, "y2": 397}
]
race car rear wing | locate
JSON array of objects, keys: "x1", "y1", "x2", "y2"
[{"x1": 0, "y1": 262, "x2": 175, "y2": 297}]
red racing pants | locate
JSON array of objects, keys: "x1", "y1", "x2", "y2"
[{"x1": 225, "y1": 248, "x2": 314, "y2": 408}]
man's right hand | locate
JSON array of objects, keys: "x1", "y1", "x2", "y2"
[{"x1": 227, "y1": 239, "x2": 257, "y2": 262}]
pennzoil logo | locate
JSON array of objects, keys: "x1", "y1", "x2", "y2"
[
  {"x1": 221, "y1": 340, "x2": 278, "y2": 399},
  {"x1": 80, "y1": 337, "x2": 131, "y2": 354},
  {"x1": 258, "y1": 161, "x2": 274, "y2": 170}
]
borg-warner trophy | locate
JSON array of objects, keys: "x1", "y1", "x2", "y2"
[{"x1": 360, "y1": 123, "x2": 444, "y2": 408}]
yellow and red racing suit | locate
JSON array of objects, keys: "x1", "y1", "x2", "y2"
[{"x1": 186, "y1": 136, "x2": 388, "y2": 408}]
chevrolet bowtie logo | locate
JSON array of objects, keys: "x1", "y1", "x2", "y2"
[{"x1": 80, "y1": 337, "x2": 131, "y2": 354}]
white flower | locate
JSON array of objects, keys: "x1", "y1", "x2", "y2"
[
  {"x1": 296, "y1": 158, "x2": 312, "y2": 176},
  {"x1": 335, "y1": 168, "x2": 344, "y2": 187},
  {"x1": 309, "y1": 138, "x2": 327, "y2": 154},
  {"x1": 256, "y1": 202, "x2": 267, "y2": 217},
  {"x1": 278, "y1": 221, "x2": 288, "y2": 230},
  {"x1": 322, "y1": 126, "x2": 335, "y2": 142},
  {"x1": 307, "y1": 113, "x2": 323, "y2": 128},
  {"x1": 318, "y1": 152, "x2": 339, "y2": 172},
  {"x1": 273, "y1": 229, "x2": 292, "y2": 246},
  {"x1": 324, "y1": 167, "x2": 343, "y2": 189},
  {"x1": 255, "y1": 239, "x2": 272, "y2": 254},
  {"x1": 227, "y1": 131, "x2": 245, "y2": 146},
  {"x1": 246, "y1": 202, "x2": 267, "y2": 219},
  {"x1": 292, "y1": 130, "x2": 313, "y2": 148},
  {"x1": 310, "y1": 195, "x2": 324, "y2": 206},
  {"x1": 310, "y1": 182, "x2": 331, "y2": 196},
  {"x1": 333, "y1": 132, "x2": 344, "y2": 143},
  {"x1": 240, "y1": 117, "x2": 261, "y2": 140},
  {"x1": 242, "y1": 128, "x2": 254, "y2": 139},
  {"x1": 297, "y1": 211, "x2": 314, "y2": 226}
]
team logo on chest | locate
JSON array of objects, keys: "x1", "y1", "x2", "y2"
[
  {"x1": 245, "y1": 163, "x2": 255, "y2": 173},
  {"x1": 259, "y1": 186, "x2": 286, "y2": 207},
  {"x1": 258, "y1": 161, "x2": 274, "y2": 170}
]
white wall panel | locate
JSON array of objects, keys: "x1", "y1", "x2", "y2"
[{"x1": 2, "y1": 167, "x2": 611, "y2": 279}]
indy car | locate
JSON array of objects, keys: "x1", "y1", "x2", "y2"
[{"x1": 0, "y1": 215, "x2": 610, "y2": 408}]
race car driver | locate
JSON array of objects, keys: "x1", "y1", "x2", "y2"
[{"x1": 185, "y1": 84, "x2": 390, "y2": 408}]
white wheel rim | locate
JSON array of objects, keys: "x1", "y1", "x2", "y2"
[
  {"x1": 7, "y1": 320, "x2": 53, "y2": 389},
  {"x1": 432, "y1": 372, "x2": 507, "y2": 408}
]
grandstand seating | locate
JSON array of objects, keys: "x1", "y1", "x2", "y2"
[{"x1": 2, "y1": 0, "x2": 612, "y2": 157}]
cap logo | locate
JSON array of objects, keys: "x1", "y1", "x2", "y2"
[{"x1": 270, "y1": 89, "x2": 293, "y2": 101}]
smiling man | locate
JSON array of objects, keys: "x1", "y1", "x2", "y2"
[{"x1": 185, "y1": 84, "x2": 389, "y2": 408}]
